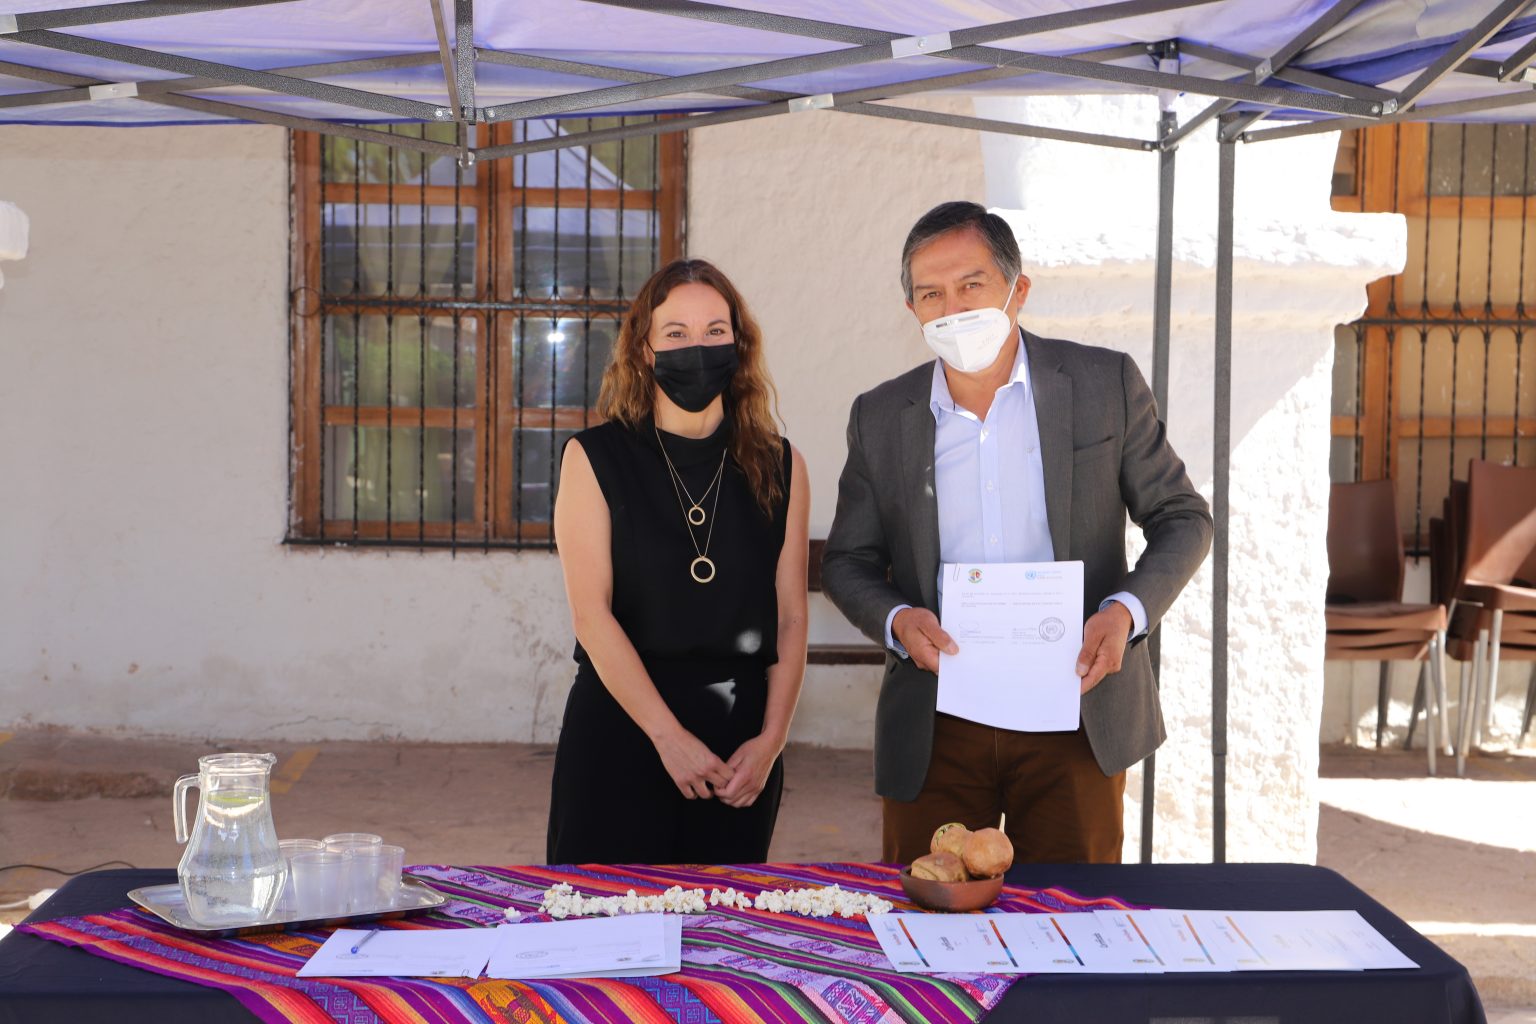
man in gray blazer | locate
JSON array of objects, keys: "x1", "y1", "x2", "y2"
[{"x1": 822, "y1": 201, "x2": 1211, "y2": 864}]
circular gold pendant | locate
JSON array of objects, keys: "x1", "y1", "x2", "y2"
[
  {"x1": 687, "y1": 505, "x2": 706, "y2": 527},
  {"x1": 690, "y1": 556, "x2": 716, "y2": 583}
]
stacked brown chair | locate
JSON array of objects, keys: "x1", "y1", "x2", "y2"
[
  {"x1": 1411, "y1": 513, "x2": 1457, "y2": 755},
  {"x1": 1442, "y1": 460, "x2": 1536, "y2": 774},
  {"x1": 1325, "y1": 480, "x2": 1449, "y2": 773}
]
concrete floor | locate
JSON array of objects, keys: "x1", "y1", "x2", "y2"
[{"x1": 1, "y1": 730, "x2": 1532, "y2": 1020}]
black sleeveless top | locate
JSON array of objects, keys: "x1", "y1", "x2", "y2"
[{"x1": 570, "y1": 418, "x2": 792, "y2": 670}]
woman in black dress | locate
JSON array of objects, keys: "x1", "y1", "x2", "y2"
[{"x1": 547, "y1": 258, "x2": 810, "y2": 865}]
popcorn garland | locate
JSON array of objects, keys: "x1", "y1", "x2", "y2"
[{"x1": 529, "y1": 881, "x2": 893, "y2": 921}]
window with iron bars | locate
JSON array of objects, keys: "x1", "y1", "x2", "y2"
[
  {"x1": 288, "y1": 120, "x2": 685, "y2": 549},
  {"x1": 1331, "y1": 123, "x2": 1536, "y2": 554}
]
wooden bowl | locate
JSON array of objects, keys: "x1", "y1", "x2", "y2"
[{"x1": 898, "y1": 867, "x2": 1005, "y2": 912}]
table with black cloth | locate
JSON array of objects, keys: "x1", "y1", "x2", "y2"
[{"x1": 0, "y1": 863, "x2": 1486, "y2": 1024}]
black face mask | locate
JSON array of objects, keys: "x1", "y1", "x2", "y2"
[{"x1": 651, "y1": 343, "x2": 739, "y2": 413}]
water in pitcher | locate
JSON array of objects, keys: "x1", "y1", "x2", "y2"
[{"x1": 174, "y1": 754, "x2": 287, "y2": 925}]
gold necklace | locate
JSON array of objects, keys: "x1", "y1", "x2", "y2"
[
  {"x1": 655, "y1": 427, "x2": 728, "y2": 584},
  {"x1": 654, "y1": 426, "x2": 726, "y2": 526}
]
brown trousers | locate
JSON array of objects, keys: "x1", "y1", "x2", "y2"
[{"x1": 882, "y1": 713, "x2": 1126, "y2": 864}]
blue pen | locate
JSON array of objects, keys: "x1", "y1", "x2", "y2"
[{"x1": 349, "y1": 930, "x2": 380, "y2": 955}]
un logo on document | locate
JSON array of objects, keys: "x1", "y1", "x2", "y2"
[{"x1": 1039, "y1": 617, "x2": 1065, "y2": 642}]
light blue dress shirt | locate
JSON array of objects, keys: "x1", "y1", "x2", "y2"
[{"x1": 884, "y1": 333, "x2": 1146, "y2": 655}]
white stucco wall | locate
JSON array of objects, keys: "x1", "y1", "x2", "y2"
[
  {"x1": 0, "y1": 199, "x2": 26, "y2": 286},
  {"x1": 0, "y1": 107, "x2": 978, "y2": 750},
  {"x1": 974, "y1": 94, "x2": 1405, "y2": 862},
  {"x1": 0, "y1": 125, "x2": 576, "y2": 744},
  {"x1": 1, "y1": 98, "x2": 1411, "y2": 865}
]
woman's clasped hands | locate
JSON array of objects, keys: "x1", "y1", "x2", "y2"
[{"x1": 652, "y1": 725, "x2": 780, "y2": 808}]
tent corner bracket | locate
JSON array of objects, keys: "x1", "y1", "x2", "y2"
[
  {"x1": 891, "y1": 33, "x2": 952, "y2": 59},
  {"x1": 88, "y1": 82, "x2": 138, "y2": 100}
]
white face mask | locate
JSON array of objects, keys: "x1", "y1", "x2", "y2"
[{"x1": 919, "y1": 278, "x2": 1018, "y2": 373}]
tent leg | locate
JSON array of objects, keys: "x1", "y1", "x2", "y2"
[
  {"x1": 1405, "y1": 661, "x2": 1426, "y2": 750},
  {"x1": 1142, "y1": 109, "x2": 1178, "y2": 867},
  {"x1": 1213, "y1": 123, "x2": 1235, "y2": 865},
  {"x1": 1375, "y1": 660, "x2": 1392, "y2": 748}
]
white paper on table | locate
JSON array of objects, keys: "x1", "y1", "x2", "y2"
[
  {"x1": 936, "y1": 561, "x2": 1083, "y2": 731},
  {"x1": 989, "y1": 914, "x2": 1124, "y2": 976},
  {"x1": 1049, "y1": 912, "x2": 1164, "y2": 973},
  {"x1": 1172, "y1": 910, "x2": 1304, "y2": 971},
  {"x1": 487, "y1": 914, "x2": 681, "y2": 979},
  {"x1": 1143, "y1": 911, "x2": 1258, "y2": 971},
  {"x1": 1225, "y1": 911, "x2": 1418, "y2": 971},
  {"x1": 869, "y1": 914, "x2": 1021, "y2": 974},
  {"x1": 297, "y1": 928, "x2": 500, "y2": 978},
  {"x1": 1096, "y1": 910, "x2": 1227, "y2": 973}
]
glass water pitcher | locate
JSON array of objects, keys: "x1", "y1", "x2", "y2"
[{"x1": 172, "y1": 753, "x2": 286, "y2": 925}]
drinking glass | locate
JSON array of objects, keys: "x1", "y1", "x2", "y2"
[
  {"x1": 290, "y1": 851, "x2": 348, "y2": 918},
  {"x1": 274, "y1": 838, "x2": 326, "y2": 916},
  {"x1": 349, "y1": 844, "x2": 406, "y2": 912}
]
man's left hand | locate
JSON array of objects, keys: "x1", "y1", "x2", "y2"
[{"x1": 1076, "y1": 602, "x2": 1133, "y2": 694}]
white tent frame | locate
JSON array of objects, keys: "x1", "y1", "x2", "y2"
[{"x1": 6, "y1": 0, "x2": 1536, "y2": 861}]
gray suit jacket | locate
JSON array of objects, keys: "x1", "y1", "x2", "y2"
[{"x1": 821, "y1": 333, "x2": 1213, "y2": 802}]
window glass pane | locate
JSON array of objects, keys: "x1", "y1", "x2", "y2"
[
  {"x1": 1396, "y1": 326, "x2": 1459, "y2": 417},
  {"x1": 513, "y1": 206, "x2": 655, "y2": 298},
  {"x1": 514, "y1": 428, "x2": 578, "y2": 524},
  {"x1": 322, "y1": 124, "x2": 474, "y2": 185},
  {"x1": 1332, "y1": 324, "x2": 1361, "y2": 416},
  {"x1": 323, "y1": 203, "x2": 476, "y2": 297},
  {"x1": 1399, "y1": 437, "x2": 1451, "y2": 547},
  {"x1": 1428, "y1": 123, "x2": 1536, "y2": 196},
  {"x1": 326, "y1": 315, "x2": 478, "y2": 407},
  {"x1": 513, "y1": 317, "x2": 617, "y2": 408},
  {"x1": 1329, "y1": 436, "x2": 1358, "y2": 483},
  {"x1": 325, "y1": 426, "x2": 476, "y2": 522},
  {"x1": 512, "y1": 118, "x2": 658, "y2": 190},
  {"x1": 1332, "y1": 130, "x2": 1359, "y2": 197}
]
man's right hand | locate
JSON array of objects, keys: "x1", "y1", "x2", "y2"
[{"x1": 892, "y1": 607, "x2": 958, "y2": 674}]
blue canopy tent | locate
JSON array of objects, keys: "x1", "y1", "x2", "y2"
[{"x1": 5, "y1": 0, "x2": 1535, "y2": 861}]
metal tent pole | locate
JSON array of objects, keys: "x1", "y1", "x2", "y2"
[
  {"x1": 1, "y1": 0, "x2": 295, "y2": 31},
  {"x1": 480, "y1": 0, "x2": 1379, "y2": 124},
  {"x1": 1152, "y1": 111, "x2": 1177, "y2": 416},
  {"x1": 1395, "y1": 0, "x2": 1536, "y2": 111},
  {"x1": 1143, "y1": 106, "x2": 1178, "y2": 865},
  {"x1": 455, "y1": 0, "x2": 476, "y2": 116},
  {"x1": 7, "y1": 28, "x2": 449, "y2": 120},
  {"x1": 1164, "y1": 0, "x2": 1376, "y2": 146},
  {"x1": 1240, "y1": 90, "x2": 1536, "y2": 144},
  {"x1": 1213, "y1": 120, "x2": 1236, "y2": 865},
  {"x1": 0, "y1": 51, "x2": 442, "y2": 111}
]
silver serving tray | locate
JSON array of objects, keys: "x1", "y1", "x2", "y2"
[{"x1": 126, "y1": 878, "x2": 448, "y2": 938}]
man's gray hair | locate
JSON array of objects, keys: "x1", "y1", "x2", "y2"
[{"x1": 900, "y1": 201, "x2": 1022, "y2": 301}]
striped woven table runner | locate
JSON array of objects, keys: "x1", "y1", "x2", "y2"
[{"x1": 22, "y1": 861, "x2": 1136, "y2": 1024}]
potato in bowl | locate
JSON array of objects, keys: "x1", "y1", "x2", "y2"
[{"x1": 899, "y1": 825, "x2": 1015, "y2": 912}]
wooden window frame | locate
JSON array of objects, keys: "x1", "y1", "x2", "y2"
[
  {"x1": 288, "y1": 122, "x2": 686, "y2": 547},
  {"x1": 1331, "y1": 124, "x2": 1536, "y2": 549}
]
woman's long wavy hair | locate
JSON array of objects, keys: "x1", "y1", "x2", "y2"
[{"x1": 596, "y1": 259, "x2": 784, "y2": 515}]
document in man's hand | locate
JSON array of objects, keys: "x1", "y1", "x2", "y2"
[{"x1": 936, "y1": 561, "x2": 1084, "y2": 731}]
